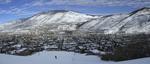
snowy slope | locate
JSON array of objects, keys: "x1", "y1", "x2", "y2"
[
  {"x1": 80, "y1": 7, "x2": 150, "y2": 34},
  {"x1": 79, "y1": 14, "x2": 129, "y2": 33},
  {"x1": 0, "y1": 51, "x2": 150, "y2": 64},
  {"x1": 0, "y1": 10, "x2": 98, "y2": 33},
  {"x1": 1, "y1": 7, "x2": 150, "y2": 34}
]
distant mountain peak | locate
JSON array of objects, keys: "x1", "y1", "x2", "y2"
[
  {"x1": 39, "y1": 10, "x2": 78, "y2": 15},
  {"x1": 130, "y1": 7, "x2": 150, "y2": 15},
  {"x1": 48, "y1": 10, "x2": 69, "y2": 13}
]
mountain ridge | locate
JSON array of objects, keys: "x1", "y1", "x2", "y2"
[{"x1": 1, "y1": 7, "x2": 150, "y2": 34}]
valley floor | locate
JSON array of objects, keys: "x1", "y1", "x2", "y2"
[{"x1": 0, "y1": 51, "x2": 149, "y2": 64}]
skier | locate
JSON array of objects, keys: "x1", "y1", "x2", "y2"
[{"x1": 55, "y1": 56, "x2": 57, "y2": 59}]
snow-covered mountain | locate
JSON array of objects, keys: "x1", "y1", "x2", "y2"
[
  {"x1": 1, "y1": 7, "x2": 150, "y2": 34},
  {"x1": 80, "y1": 7, "x2": 150, "y2": 34},
  {"x1": 0, "y1": 10, "x2": 98, "y2": 33}
]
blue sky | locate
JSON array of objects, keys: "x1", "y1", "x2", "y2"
[{"x1": 0, "y1": 0, "x2": 150, "y2": 23}]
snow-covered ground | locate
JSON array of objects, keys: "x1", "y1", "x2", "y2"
[{"x1": 0, "y1": 51, "x2": 149, "y2": 64}]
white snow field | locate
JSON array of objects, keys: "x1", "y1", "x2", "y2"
[{"x1": 0, "y1": 51, "x2": 150, "y2": 64}]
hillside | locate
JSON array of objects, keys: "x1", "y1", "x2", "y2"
[{"x1": 1, "y1": 7, "x2": 150, "y2": 34}]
